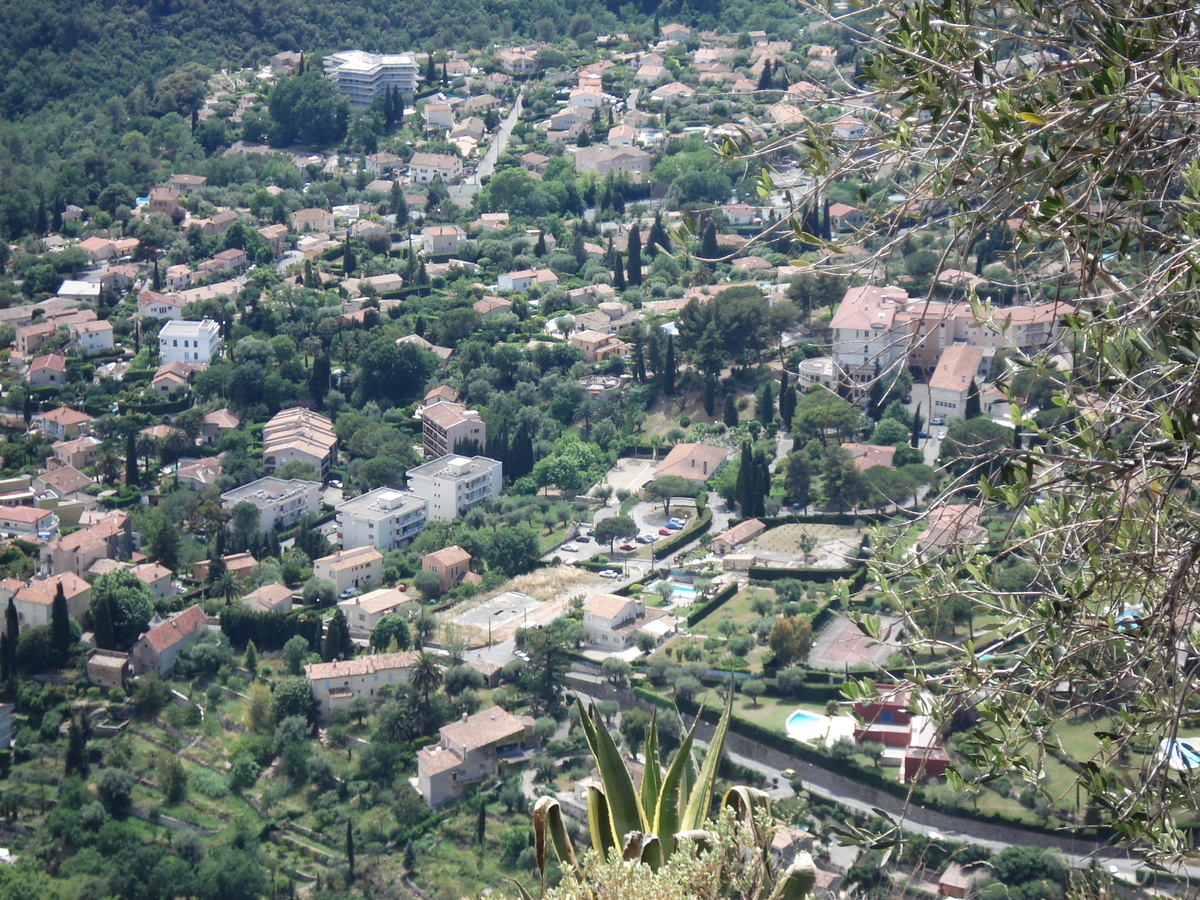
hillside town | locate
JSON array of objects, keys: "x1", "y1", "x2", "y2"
[{"x1": 0, "y1": 7, "x2": 1167, "y2": 900}]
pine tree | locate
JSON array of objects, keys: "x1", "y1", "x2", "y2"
[
  {"x1": 627, "y1": 225, "x2": 643, "y2": 285},
  {"x1": 724, "y1": 394, "x2": 738, "y2": 428},
  {"x1": 613, "y1": 251, "x2": 626, "y2": 290},
  {"x1": 664, "y1": 334, "x2": 676, "y2": 396},
  {"x1": 51, "y1": 582, "x2": 71, "y2": 662}
]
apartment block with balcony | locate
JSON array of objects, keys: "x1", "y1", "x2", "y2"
[
  {"x1": 219, "y1": 477, "x2": 322, "y2": 533},
  {"x1": 420, "y1": 402, "x2": 486, "y2": 459},
  {"x1": 336, "y1": 489, "x2": 428, "y2": 550},
  {"x1": 323, "y1": 50, "x2": 419, "y2": 107},
  {"x1": 407, "y1": 455, "x2": 501, "y2": 522}
]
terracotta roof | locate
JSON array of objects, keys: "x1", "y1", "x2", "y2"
[
  {"x1": 930, "y1": 344, "x2": 984, "y2": 393},
  {"x1": 37, "y1": 465, "x2": 91, "y2": 495},
  {"x1": 133, "y1": 562, "x2": 172, "y2": 584},
  {"x1": 418, "y1": 744, "x2": 465, "y2": 776},
  {"x1": 241, "y1": 583, "x2": 293, "y2": 608},
  {"x1": 830, "y1": 285, "x2": 909, "y2": 332},
  {"x1": 345, "y1": 588, "x2": 407, "y2": 616},
  {"x1": 304, "y1": 650, "x2": 422, "y2": 681},
  {"x1": 423, "y1": 545, "x2": 471, "y2": 569},
  {"x1": 15, "y1": 572, "x2": 90, "y2": 605},
  {"x1": 202, "y1": 408, "x2": 241, "y2": 429},
  {"x1": 583, "y1": 592, "x2": 632, "y2": 620},
  {"x1": 0, "y1": 506, "x2": 54, "y2": 525},
  {"x1": 654, "y1": 442, "x2": 729, "y2": 481},
  {"x1": 316, "y1": 546, "x2": 383, "y2": 572},
  {"x1": 840, "y1": 443, "x2": 897, "y2": 471},
  {"x1": 139, "y1": 604, "x2": 208, "y2": 653},
  {"x1": 41, "y1": 407, "x2": 93, "y2": 427},
  {"x1": 716, "y1": 519, "x2": 765, "y2": 547},
  {"x1": 29, "y1": 354, "x2": 67, "y2": 374},
  {"x1": 439, "y1": 706, "x2": 530, "y2": 752}
]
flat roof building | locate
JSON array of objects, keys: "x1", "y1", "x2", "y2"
[
  {"x1": 324, "y1": 50, "x2": 419, "y2": 107},
  {"x1": 220, "y1": 476, "x2": 322, "y2": 533},
  {"x1": 407, "y1": 454, "x2": 501, "y2": 521},
  {"x1": 336, "y1": 488, "x2": 427, "y2": 551}
]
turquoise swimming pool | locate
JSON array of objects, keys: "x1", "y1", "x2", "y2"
[{"x1": 785, "y1": 709, "x2": 830, "y2": 742}]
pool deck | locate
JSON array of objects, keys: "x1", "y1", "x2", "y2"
[{"x1": 786, "y1": 711, "x2": 856, "y2": 747}]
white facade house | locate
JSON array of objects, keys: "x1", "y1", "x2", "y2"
[
  {"x1": 158, "y1": 319, "x2": 221, "y2": 366},
  {"x1": 305, "y1": 651, "x2": 422, "y2": 717},
  {"x1": 312, "y1": 546, "x2": 384, "y2": 595},
  {"x1": 220, "y1": 477, "x2": 322, "y2": 533},
  {"x1": 407, "y1": 455, "x2": 502, "y2": 522},
  {"x1": 336, "y1": 488, "x2": 428, "y2": 550},
  {"x1": 323, "y1": 50, "x2": 419, "y2": 107},
  {"x1": 408, "y1": 153, "x2": 463, "y2": 184},
  {"x1": 69, "y1": 320, "x2": 114, "y2": 355}
]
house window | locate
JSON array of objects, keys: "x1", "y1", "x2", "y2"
[{"x1": 881, "y1": 711, "x2": 893, "y2": 723}]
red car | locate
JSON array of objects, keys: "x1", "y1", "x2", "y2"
[
  {"x1": 659, "y1": 527, "x2": 673, "y2": 536},
  {"x1": 619, "y1": 543, "x2": 637, "y2": 551}
]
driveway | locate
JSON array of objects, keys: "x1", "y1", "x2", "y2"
[{"x1": 474, "y1": 88, "x2": 523, "y2": 182}]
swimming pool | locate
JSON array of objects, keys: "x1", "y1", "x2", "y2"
[
  {"x1": 649, "y1": 581, "x2": 699, "y2": 602},
  {"x1": 1159, "y1": 738, "x2": 1200, "y2": 771},
  {"x1": 785, "y1": 709, "x2": 831, "y2": 743}
]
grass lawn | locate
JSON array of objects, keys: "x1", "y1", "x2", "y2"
[{"x1": 690, "y1": 587, "x2": 769, "y2": 637}]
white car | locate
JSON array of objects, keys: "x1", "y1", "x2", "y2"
[
  {"x1": 937, "y1": 430, "x2": 946, "y2": 440},
  {"x1": 598, "y1": 569, "x2": 620, "y2": 579},
  {"x1": 562, "y1": 542, "x2": 579, "y2": 552},
  {"x1": 514, "y1": 650, "x2": 530, "y2": 662},
  {"x1": 339, "y1": 587, "x2": 357, "y2": 600}
]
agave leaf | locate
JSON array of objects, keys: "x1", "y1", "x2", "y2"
[
  {"x1": 641, "y1": 708, "x2": 663, "y2": 825},
  {"x1": 533, "y1": 796, "x2": 580, "y2": 884},
  {"x1": 723, "y1": 786, "x2": 775, "y2": 876},
  {"x1": 653, "y1": 714, "x2": 699, "y2": 855},
  {"x1": 672, "y1": 828, "x2": 719, "y2": 855},
  {"x1": 682, "y1": 690, "x2": 733, "y2": 831},
  {"x1": 574, "y1": 698, "x2": 646, "y2": 850},
  {"x1": 769, "y1": 852, "x2": 817, "y2": 900},
  {"x1": 621, "y1": 830, "x2": 663, "y2": 868},
  {"x1": 586, "y1": 783, "x2": 616, "y2": 862}
]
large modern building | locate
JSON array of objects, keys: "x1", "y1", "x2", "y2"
[
  {"x1": 323, "y1": 50, "x2": 419, "y2": 107},
  {"x1": 158, "y1": 319, "x2": 221, "y2": 366},
  {"x1": 407, "y1": 455, "x2": 501, "y2": 521},
  {"x1": 336, "y1": 488, "x2": 427, "y2": 550},
  {"x1": 220, "y1": 477, "x2": 322, "y2": 533}
]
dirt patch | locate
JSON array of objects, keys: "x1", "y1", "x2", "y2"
[
  {"x1": 749, "y1": 523, "x2": 864, "y2": 568},
  {"x1": 443, "y1": 565, "x2": 600, "y2": 646}
]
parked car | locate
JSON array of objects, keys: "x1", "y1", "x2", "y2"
[
  {"x1": 329, "y1": 479, "x2": 343, "y2": 489},
  {"x1": 562, "y1": 542, "x2": 579, "y2": 552},
  {"x1": 937, "y1": 430, "x2": 947, "y2": 440},
  {"x1": 619, "y1": 543, "x2": 637, "y2": 551},
  {"x1": 917, "y1": 430, "x2": 929, "y2": 439},
  {"x1": 666, "y1": 522, "x2": 684, "y2": 531},
  {"x1": 577, "y1": 535, "x2": 591, "y2": 543},
  {"x1": 931, "y1": 415, "x2": 946, "y2": 426},
  {"x1": 598, "y1": 569, "x2": 620, "y2": 578},
  {"x1": 636, "y1": 534, "x2": 655, "y2": 544},
  {"x1": 338, "y1": 587, "x2": 356, "y2": 600},
  {"x1": 659, "y1": 527, "x2": 673, "y2": 535},
  {"x1": 668, "y1": 517, "x2": 686, "y2": 527},
  {"x1": 514, "y1": 650, "x2": 530, "y2": 662}
]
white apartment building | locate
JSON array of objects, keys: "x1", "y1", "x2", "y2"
[
  {"x1": 219, "y1": 477, "x2": 322, "y2": 533},
  {"x1": 323, "y1": 50, "x2": 419, "y2": 107},
  {"x1": 336, "y1": 488, "x2": 428, "y2": 550},
  {"x1": 158, "y1": 319, "x2": 221, "y2": 366},
  {"x1": 407, "y1": 455, "x2": 502, "y2": 522},
  {"x1": 408, "y1": 152, "x2": 463, "y2": 185}
]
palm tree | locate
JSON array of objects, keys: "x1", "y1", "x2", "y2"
[
  {"x1": 96, "y1": 452, "x2": 121, "y2": 486},
  {"x1": 135, "y1": 434, "x2": 158, "y2": 478},
  {"x1": 409, "y1": 652, "x2": 442, "y2": 703},
  {"x1": 212, "y1": 570, "x2": 240, "y2": 606},
  {"x1": 161, "y1": 429, "x2": 191, "y2": 463}
]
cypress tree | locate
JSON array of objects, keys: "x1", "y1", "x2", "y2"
[
  {"x1": 534, "y1": 232, "x2": 547, "y2": 257},
  {"x1": 347, "y1": 821, "x2": 356, "y2": 880},
  {"x1": 310, "y1": 354, "x2": 331, "y2": 406},
  {"x1": 92, "y1": 594, "x2": 114, "y2": 651},
  {"x1": 476, "y1": 797, "x2": 487, "y2": 845},
  {"x1": 703, "y1": 374, "x2": 717, "y2": 417},
  {"x1": 736, "y1": 442, "x2": 753, "y2": 512},
  {"x1": 613, "y1": 251, "x2": 626, "y2": 290},
  {"x1": 701, "y1": 221, "x2": 719, "y2": 264},
  {"x1": 65, "y1": 716, "x2": 88, "y2": 776},
  {"x1": 911, "y1": 404, "x2": 923, "y2": 447},
  {"x1": 51, "y1": 582, "x2": 71, "y2": 661},
  {"x1": 633, "y1": 331, "x2": 646, "y2": 383},
  {"x1": 779, "y1": 372, "x2": 796, "y2": 429},
  {"x1": 425, "y1": 53, "x2": 436, "y2": 84},
  {"x1": 648, "y1": 213, "x2": 669, "y2": 256},
  {"x1": 125, "y1": 431, "x2": 138, "y2": 488},
  {"x1": 758, "y1": 59, "x2": 773, "y2": 91},
  {"x1": 342, "y1": 241, "x2": 356, "y2": 276},
  {"x1": 724, "y1": 394, "x2": 738, "y2": 428},
  {"x1": 664, "y1": 334, "x2": 676, "y2": 396},
  {"x1": 244, "y1": 640, "x2": 259, "y2": 674},
  {"x1": 965, "y1": 379, "x2": 981, "y2": 419},
  {"x1": 441, "y1": 61, "x2": 448, "y2": 87},
  {"x1": 152, "y1": 260, "x2": 163, "y2": 291},
  {"x1": 757, "y1": 380, "x2": 775, "y2": 425},
  {"x1": 627, "y1": 225, "x2": 642, "y2": 285}
]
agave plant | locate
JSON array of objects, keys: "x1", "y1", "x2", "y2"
[{"x1": 523, "y1": 692, "x2": 816, "y2": 900}]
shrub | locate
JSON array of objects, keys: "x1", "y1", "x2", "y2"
[{"x1": 190, "y1": 768, "x2": 230, "y2": 799}]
